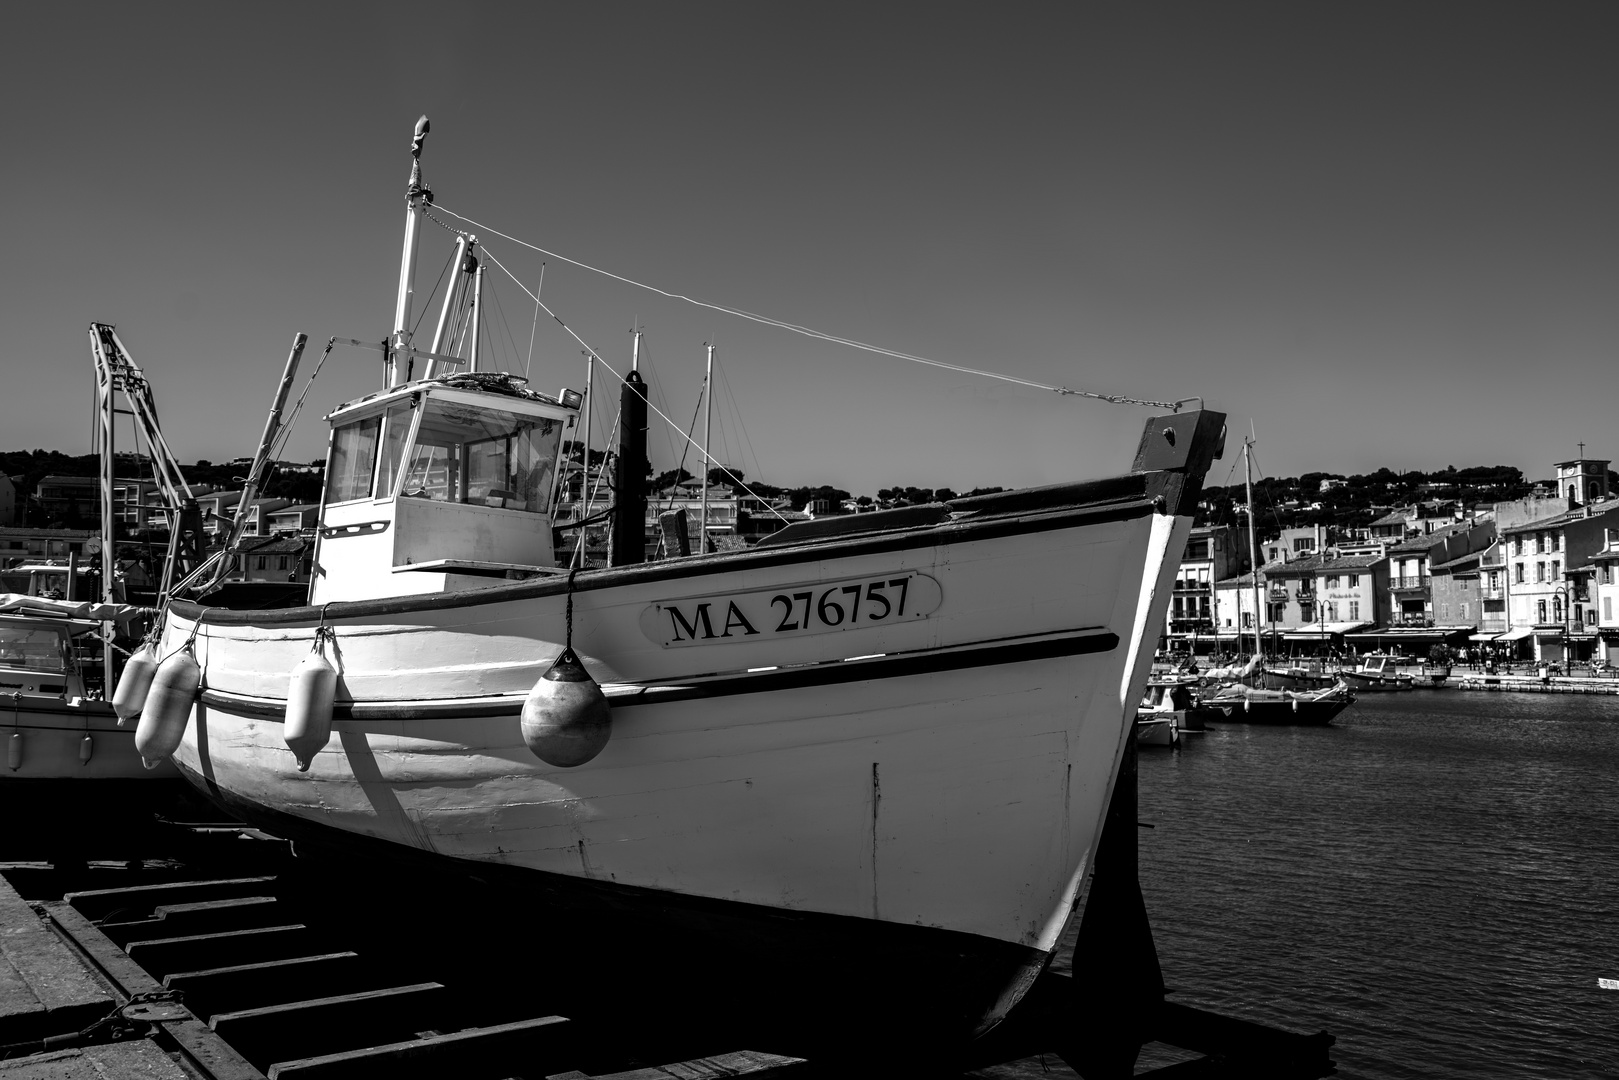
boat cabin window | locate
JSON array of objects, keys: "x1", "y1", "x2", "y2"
[
  {"x1": 0, "y1": 626, "x2": 67, "y2": 672},
  {"x1": 395, "y1": 399, "x2": 560, "y2": 513},
  {"x1": 326, "y1": 416, "x2": 382, "y2": 504}
]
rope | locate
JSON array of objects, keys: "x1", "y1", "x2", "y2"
[
  {"x1": 565, "y1": 567, "x2": 579, "y2": 648},
  {"x1": 433, "y1": 203, "x2": 1188, "y2": 412}
]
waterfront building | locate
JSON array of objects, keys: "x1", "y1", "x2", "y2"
[
  {"x1": 266, "y1": 504, "x2": 320, "y2": 536},
  {"x1": 227, "y1": 535, "x2": 311, "y2": 584},
  {"x1": 1266, "y1": 553, "x2": 1386, "y2": 653},
  {"x1": 1471, "y1": 539, "x2": 1511, "y2": 637},
  {"x1": 1260, "y1": 525, "x2": 1325, "y2": 566},
  {"x1": 1382, "y1": 519, "x2": 1494, "y2": 627},
  {"x1": 1590, "y1": 528, "x2": 1619, "y2": 666},
  {"x1": 1164, "y1": 524, "x2": 1247, "y2": 646},
  {"x1": 1496, "y1": 501, "x2": 1619, "y2": 665}
]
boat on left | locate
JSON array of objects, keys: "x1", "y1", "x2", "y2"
[{"x1": 0, "y1": 593, "x2": 171, "y2": 782}]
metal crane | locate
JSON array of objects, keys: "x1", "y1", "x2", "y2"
[{"x1": 88, "y1": 324, "x2": 204, "y2": 670}]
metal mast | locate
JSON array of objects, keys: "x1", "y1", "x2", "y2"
[
  {"x1": 700, "y1": 344, "x2": 714, "y2": 554},
  {"x1": 390, "y1": 115, "x2": 431, "y2": 388},
  {"x1": 1245, "y1": 434, "x2": 1261, "y2": 663}
]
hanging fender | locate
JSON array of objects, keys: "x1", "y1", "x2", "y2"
[
  {"x1": 284, "y1": 633, "x2": 338, "y2": 772},
  {"x1": 136, "y1": 644, "x2": 200, "y2": 768},
  {"x1": 521, "y1": 647, "x2": 611, "y2": 768},
  {"x1": 112, "y1": 643, "x2": 159, "y2": 726}
]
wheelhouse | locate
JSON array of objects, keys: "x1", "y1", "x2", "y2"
[{"x1": 312, "y1": 379, "x2": 575, "y2": 603}]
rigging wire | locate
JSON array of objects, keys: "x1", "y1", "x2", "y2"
[
  {"x1": 411, "y1": 247, "x2": 458, "y2": 340},
  {"x1": 476, "y1": 242, "x2": 788, "y2": 523},
  {"x1": 486, "y1": 273, "x2": 524, "y2": 374},
  {"x1": 431, "y1": 202, "x2": 1189, "y2": 413},
  {"x1": 524, "y1": 262, "x2": 546, "y2": 380}
]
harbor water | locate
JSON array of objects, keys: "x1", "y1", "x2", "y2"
[{"x1": 1040, "y1": 689, "x2": 1619, "y2": 1078}]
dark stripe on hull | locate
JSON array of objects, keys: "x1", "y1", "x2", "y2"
[
  {"x1": 199, "y1": 627, "x2": 1118, "y2": 722},
  {"x1": 174, "y1": 761, "x2": 1051, "y2": 1063}
]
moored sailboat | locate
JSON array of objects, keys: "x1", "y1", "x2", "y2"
[{"x1": 140, "y1": 118, "x2": 1228, "y2": 1055}]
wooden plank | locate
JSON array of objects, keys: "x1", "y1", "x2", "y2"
[
  {"x1": 0, "y1": 1039, "x2": 193, "y2": 1079},
  {"x1": 63, "y1": 876, "x2": 278, "y2": 921},
  {"x1": 211, "y1": 982, "x2": 446, "y2": 1067},
  {"x1": 40, "y1": 902, "x2": 164, "y2": 997},
  {"x1": 584, "y1": 1053, "x2": 808, "y2": 1079},
  {"x1": 163, "y1": 952, "x2": 367, "y2": 1018},
  {"x1": 37, "y1": 904, "x2": 265, "y2": 1080},
  {"x1": 265, "y1": 1015, "x2": 573, "y2": 1080},
  {"x1": 163, "y1": 1016, "x2": 269, "y2": 1080},
  {"x1": 126, "y1": 925, "x2": 318, "y2": 978},
  {"x1": 0, "y1": 880, "x2": 111, "y2": 1043},
  {"x1": 107, "y1": 897, "x2": 283, "y2": 945}
]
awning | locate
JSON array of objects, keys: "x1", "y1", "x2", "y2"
[
  {"x1": 1494, "y1": 627, "x2": 1534, "y2": 642},
  {"x1": 1468, "y1": 632, "x2": 1500, "y2": 642},
  {"x1": 1280, "y1": 621, "x2": 1373, "y2": 642}
]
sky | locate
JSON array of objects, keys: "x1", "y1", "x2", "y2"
[{"x1": 2, "y1": 3, "x2": 1615, "y2": 495}]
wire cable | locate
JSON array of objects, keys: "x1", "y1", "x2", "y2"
[
  {"x1": 477, "y1": 244, "x2": 788, "y2": 522},
  {"x1": 432, "y1": 203, "x2": 1189, "y2": 412}
]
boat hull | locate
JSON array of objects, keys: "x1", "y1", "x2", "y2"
[
  {"x1": 0, "y1": 697, "x2": 177, "y2": 781},
  {"x1": 159, "y1": 412, "x2": 1227, "y2": 1047},
  {"x1": 175, "y1": 754, "x2": 1044, "y2": 1060}
]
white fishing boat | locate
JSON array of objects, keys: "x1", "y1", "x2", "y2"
[
  {"x1": 0, "y1": 595, "x2": 174, "y2": 784},
  {"x1": 137, "y1": 118, "x2": 1228, "y2": 1053}
]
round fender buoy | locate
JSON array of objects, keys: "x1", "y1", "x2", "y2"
[
  {"x1": 284, "y1": 647, "x2": 337, "y2": 772},
  {"x1": 521, "y1": 647, "x2": 611, "y2": 767},
  {"x1": 136, "y1": 645, "x2": 200, "y2": 768},
  {"x1": 7, "y1": 731, "x2": 20, "y2": 772},
  {"x1": 112, "y1": 644, "x2": 159, "y2": 726},
  {"x1": 80, "y1": 734, "x2": 94, "y2": 764}
]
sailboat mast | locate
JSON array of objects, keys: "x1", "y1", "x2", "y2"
[
  {"x1": 700, "y1": 344, "x2": 713, "y2": 554},
  {"x1": 467, "y1": 259, "x2": 485, "y2": 373},
  {"x1": 1245, "y1": 435, "x2": 1261, "y2": 661},
  {"x1": 574, "y1": 354, "x2": 594, "y2": 568},
  {"x1": 390, "y1": 116, "x2": 431, "y2": 388}
]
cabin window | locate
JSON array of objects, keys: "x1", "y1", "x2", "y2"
[
  {"x1": 0, "y1": 626, "x2": 66, "y2": 672},
  {"x1": 399, "y1": 399, "x2": 561, "y2": 514},
  {"x1": 326, "y1": 417, "x2": 382, "y2": 504},
  {"x1": 375, "y1": 401, "x2": 418, "y2": 499}
]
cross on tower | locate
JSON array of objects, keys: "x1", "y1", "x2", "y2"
[{"x1": 1578, "y1": 441, "x2": 1585, "y2": 458}]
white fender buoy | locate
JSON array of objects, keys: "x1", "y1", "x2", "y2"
[
  {"x1": 521, "y1": 647, "x2": 611, "y2": 767},
  {"x1": 80, "y1": 734, "x2": 94, "y2": 764},
  {"x1": 284, "y1": 645, "x2": 337, "y2": 772},
  {"x1": 136, "y1": 646, "x2": 200, "y2": 769},
  {"x1": 1243, "y1": 697, "x2": 1251, "y2": 714},
  {"x1": 7, "y1": 732, "x2": 20, "y2": 771},
  {"x1": 1292, "y1": 698, "x2": 1300, "y2": 713},
  {"x1": 112, "y1": 644, "x2": 159, "y2": 726}
]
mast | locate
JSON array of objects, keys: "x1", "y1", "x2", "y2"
[
  {"x1": 467, "y1": 259, "x2": 485, "y2": 373},
  {"x1": 573, "y1": 355, "x2": 594, "y2": 568},
  {"x1": 95, "y1": 336, "x2": 115, "y2": 690},
  {"x1": 389, "y1": 115, "x2": 431, "y2": 388},
  {"x1": 1245, "y1": 434, "x2": 1262, "y2": 662},
  {"x1": 429, "y1": 235, "x2": 469, "y2": 356},
  {"x1": 611, "y1": 331, "x2": 648, "y2": 566},
  {"x1": 700, "y1": 344, "x2": 714, "y2": 554}
]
